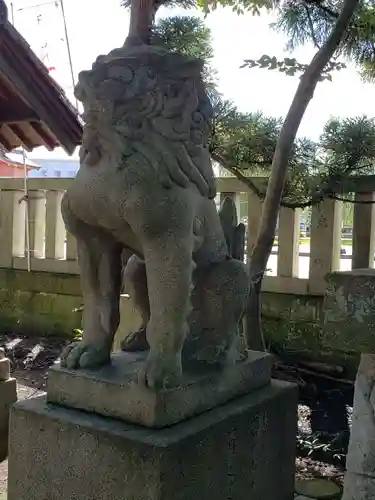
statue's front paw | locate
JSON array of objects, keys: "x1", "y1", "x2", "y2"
[
  {"x1": 60, "y1": 341, "x2": 111, "y2": 370},
  {"x1": 138, "y1": 352, "x2": 182, "y2": 390}
]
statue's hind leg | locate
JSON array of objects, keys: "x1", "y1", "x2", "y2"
[
  {"x1": 60, "y1": 195, "x2": 123, "y2": 369},
  {"x1": 138, "y1": 226, "x2": 195, "y2": 390},
  {"x1": 185, "y1": 258, "x2": 249, "y2": 368},
  {"x1": 121, "y1": 255, "x2": 149, "y2": 352}
]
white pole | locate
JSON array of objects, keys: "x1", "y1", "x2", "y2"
[
  {"x1": 22, "y1": 149, "x2": 31, "y2": 272},
  {"x1": 59, "y1": 0, "x2": 78, "y2": 109},
  {"x1": 10, "y1": 2, "x2": 14, "y2": 24}
]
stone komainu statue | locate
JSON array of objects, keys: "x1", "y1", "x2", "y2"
[{"x1": 60, "y1": 42, "x2": 249, "y2": 389}]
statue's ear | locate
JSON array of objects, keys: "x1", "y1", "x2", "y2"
[{"x1": 159, "y1": 53, "x2": 204, "y2": 79}]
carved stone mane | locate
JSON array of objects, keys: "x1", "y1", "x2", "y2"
[{"x1": 75, "y1": 44, "x2": 216, "y2": 199}]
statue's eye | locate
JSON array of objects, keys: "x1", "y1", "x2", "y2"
[
  {"x1": 126, "y1": 117, "x2": 143, "y2": 130},
  {"x1": 164, "y1": 85, "x2": 178, "y2": 98},
  {"x1": 147, "y1": 68, "x2": 155, "y2": 80}
]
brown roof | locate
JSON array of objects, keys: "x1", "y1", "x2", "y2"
[{"x1": 0, "y1": 1, "x2": 83, "y2": 155}]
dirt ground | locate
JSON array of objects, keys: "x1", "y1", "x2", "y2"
[{"x1": 0, "y1": 333, "x2": 350, "y2": 495}]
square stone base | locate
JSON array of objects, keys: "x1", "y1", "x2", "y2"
[
  {"x1": 0, "y1": 378, "x2": 17, "y2": 462},
  {"x1": 343, "y1": 472, "x2": 375, "y2": 500},
  {"x1": 8, "y1": 380, "x2": 297, "y2": 500},
  {"x1": 47, "y1": 350, "x2": 272, "y2": 428}
]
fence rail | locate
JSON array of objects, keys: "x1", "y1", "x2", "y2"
[{"x1": 0, "y1": 176, "x2": 373, "y2": 296}]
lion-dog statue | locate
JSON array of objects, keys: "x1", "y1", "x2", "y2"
[{"x1": 60, "y1": 42, "x2": 249, "y2": 389}]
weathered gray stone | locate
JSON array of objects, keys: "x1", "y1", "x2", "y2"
[
  {"x1": 342, "y1": 354, "x2": 375, "y2": 499},
  {"x1": 0, "y1": 377, "x2": 17, "y2": 462},
  {"x1": 47, "y1": 350, "x2": 272, "y2": 428},
  {"x1": 295, "y1": 478, "x2": 342, "y2": 498},
  {"x1": 343, "y1": 472, "x2": 375, "y2": 500},
  {"x1": 324, "y1": 270, "x2": 375, "y2": 354},
  {"x1": 345, "y1": 354, "x2": 375, "y2": 477},
  {"x1": 8, "y1": 380, "x2": 297, "y2": 500},
  {"x1": 60, "y1": 42, "x2": 250, "y2": 390},
  {"x1": 0, "y1": 349, "x2": 10, "y2": 382},
  {"x1": 120, "y1": 196, "x2": 248, "y2": 359}
]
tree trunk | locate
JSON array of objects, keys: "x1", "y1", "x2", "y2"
[
  {"x1": 127, "y1": 0, "x2": 155, "y2": 45},
  {"x1": 244, "y1": 0, "x2": 360, "y2": 351}
]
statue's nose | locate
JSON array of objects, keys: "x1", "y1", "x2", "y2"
[{"x1": 75, "y1": 70, "x2": 95, "y2": 102}]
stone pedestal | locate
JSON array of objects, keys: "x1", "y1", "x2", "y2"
[
  {"x1": 8, "y1": 351, "x2": 297, "y2": 500},
  {"x1": 0, "y1": 378, "x2": 16, "y2": 462},
  {"x1": 343, "y1": 354, "x2": 375, "y2": 500},
  {"x1": 0, "y1": 351, "x2": 17, "y2": 462},
  {"x1": 47, "y1": 350, "x2": 272, "y2": 427},
  {"x1": 8, "y1": 380, "x2": 297, "y2": 500}
]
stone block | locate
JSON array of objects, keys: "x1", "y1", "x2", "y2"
[
  {"x1": 343, "y1": 472, "x2": 375, "y2": 500},
  {"x1": 8, "y1": 380, "x2": 297, "y2": 500},
  {"x1": 345, "y1": 354, "x2": 375, "y2": 477},
  {"x1": 47, "y1": 350, "x2": 272, "y2": 428},
  {"x1": 0, "y1": 378, "x2": 17, "y2": 462},
  {"x1": 324, "y1": 270, "x2": 375, "y2": 353}
]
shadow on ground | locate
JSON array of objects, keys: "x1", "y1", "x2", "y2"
[{"x1": 0, "y1": 333, "x2": 68, "y2": 390}]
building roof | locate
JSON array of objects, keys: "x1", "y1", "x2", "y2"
[{"x1": 0, "y1": 1, "x2": 83, "y2": 155}]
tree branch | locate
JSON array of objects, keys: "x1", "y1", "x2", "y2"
[
  {"x1": 304, "y1": 0, "x2": 339, "y2": 19},
  {"x1": 244, "y1": 0, "x2": 360, "y2": 351},
  {"x1": 304, "y1": 4, "x2": 322, "y2": 48},
  {"x1": 250, "y1": 0, "x2": 360, "y2": 273}
]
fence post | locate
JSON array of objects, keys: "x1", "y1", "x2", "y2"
[
  {"x1": 28, "y1": 191, "x2": 46, "y2": 259},
  {"x1": 0, "y1": 191, "x2": 15, "y2": 268},
  {"x1": 45, "y1": 190, "x2": 65, "y2": 260},
  {"x1": 277, "y1": 207, "x2": 300, "y2": 277},
  {"x1": 352, "y1": 192, "x2": 375, "y2": 269},
  {"x1": 309, "y1": 199, "x2": 343, "y2": 293}
]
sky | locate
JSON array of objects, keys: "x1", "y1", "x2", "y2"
[{"x1": 7, "y1": 0, "x2": 375, "y2": 159}]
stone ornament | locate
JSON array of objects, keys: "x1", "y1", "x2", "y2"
[
  {"x1": 343, "y1": 354, "x2": 375, "y2": 499},
  {"x1": 60, "y1": 42, "x2": 249, "y2": 390},
  {"x1": 0, "y1": 348, "x2": 10, "y2": 382}
]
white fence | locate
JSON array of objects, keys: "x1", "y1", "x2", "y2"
[{"x1": 1, "y1": 177, "x2": 373, "y2": 296}]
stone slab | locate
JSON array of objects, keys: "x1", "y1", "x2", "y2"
[
  {"x1": 345, "y1": 354, "x2": 375, "y2": 477},
  {"x1": 47, "y1": 350, "x2": 272, "y2": 428},
  {"x1": 0, "y1": 378, "x2": 16, "y2": 462},
  {"x1": 8, "y1": 380, "x2": 297, "y2": 500},
  {"x1": 343, "y1": 472, "x2": 375, "y2": 500}
]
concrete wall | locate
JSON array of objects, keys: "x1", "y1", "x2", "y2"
[
  {"x1": 261, "y1": 292, "x2": 362, "y2": 378},
  {"x1": 0, "y1": 269, "x2": 82, "y2": 338},
  {"x1": 2, "y1": 268, "x2": 375, "y2": 378},
  {"x1": 0, "y1": 269, "x2": 142, "y2": 348},
  {"x1": 262, "y1": 269, "x2": 375, "y2": 378}
]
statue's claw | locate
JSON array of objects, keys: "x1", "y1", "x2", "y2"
[
  {"x1": 60, "y1": 341, "x2": 111, "y2": 370},
  {"x1": 138, "y1": 351, "x2": 182, "y2": 390}
]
